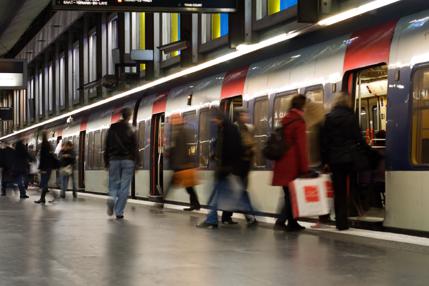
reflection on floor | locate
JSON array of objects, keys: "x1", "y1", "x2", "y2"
[{"x1": 0, "y1": 188, "x2": 428, "y2": 286}]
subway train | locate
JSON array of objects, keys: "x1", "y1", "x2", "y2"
[{"x1": 4, "y1": 8, "x2": 429, "y2": 233}]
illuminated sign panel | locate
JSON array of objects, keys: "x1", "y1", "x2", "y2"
[
  {"x1": 0, "y1": 60, "x2": 27, "y2": 90},
  {"x1": 53, "y1": 0, "x2": 237, "y2": 12}
]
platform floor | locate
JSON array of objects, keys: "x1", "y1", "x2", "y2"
[{"x1": 1, "y1": 189, "x2": 429, "y2": 286}]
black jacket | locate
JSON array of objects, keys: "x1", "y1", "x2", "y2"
[
  {"x1": 321, "y1": 106, "x2": 364, "y2": 166},
  {"x1": 104, "y1": 120, "x2": 138, "y2": 165},
  {"x1": 39, "y1": 141, "x2": 54, "y2": 171},
  {"x1": 0, "y1": 147, "x2": 16, "y2": 180},
  {"x1": 169, "y1": 124, "x2": 195, "y2": 171},
  {"x1": 214, "y1": 119, "x2": 244, "y2": 179},
  {"x1": 13, "y1": 145, "x2": 32, "y2": 175},
  {"x1": 59, "y1": 149, "x2": 76, "y2": 168}
]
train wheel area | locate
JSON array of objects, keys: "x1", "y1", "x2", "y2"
[{"x1": 1, "y1": 188, "x2": 429, "y2": 286}]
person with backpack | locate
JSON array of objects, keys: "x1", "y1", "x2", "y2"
[
  {"x1": 272, "y1": 94, "x2": 308, "y2": 231},
  {"x1": 104, "y1": 108, "x2": 139, "y2": 219}
]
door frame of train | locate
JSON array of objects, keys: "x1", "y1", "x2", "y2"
[
  {"x1": 78, "y1": 130, "x2": 86, "y2": 189},
  {"x1": 149, "y1": 113, "x2": 165, "y2": 201}
]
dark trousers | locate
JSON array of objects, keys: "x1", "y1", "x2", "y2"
[
  {"x1": 16, "y1": 174, "x2": 28, "y2": 197},
  {"x1": 331, "y1": 163, "x2": 354, "y2": 230},
  {"x1": 276, "y1": 186, "x2": 298, "y2": 225},
  {"x1": 186, "y1": 186, "x2": 200, "y2": 208},
  {"x1": 38, "y1": 170, "x2": 52, "y2": 202}
]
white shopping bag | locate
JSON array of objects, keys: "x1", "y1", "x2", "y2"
[
  {"x1": 289, "y1": 177, "x2": 330, "y2": 219},
  {"x1": 320, "y1": 174, "x2": 334, "y2": 213}
]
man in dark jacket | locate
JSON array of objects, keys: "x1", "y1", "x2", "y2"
[
  {"x1": 197, "y1": 109, "x2": 246, "y2": 229},
  {"x1": 104, "y1": 108, "x2": 138, "y2": 219},
  {"x1": 0, "y1": 142, "x2": 16, "y2": 196},
  {"x1": 13, "y1": 140, "x2": 31, "y2": 199},
  {"x1": 321, "y1": 92, "x2": 364, "y2": 230},
  {"x1": 165, "y1": 114, "x2": 200, "y2": 211}
]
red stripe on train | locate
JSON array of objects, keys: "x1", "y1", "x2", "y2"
[
  {"x1": 152, "y1": 94, "x2": 167, "y2": 114},
  {"x1": 343, "y1": 20, "x2": 397, "y2": 72},
  {"x1": 221, "y1": 66, "x2": 249, "y2": 99}
]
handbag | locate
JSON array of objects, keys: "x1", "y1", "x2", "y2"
[
  {"x1": 173, "y1": 168, "x2": 198, "y2": 188},
  {"x1": 60, "y1": 165, "x2": 73, "y2": 176}
]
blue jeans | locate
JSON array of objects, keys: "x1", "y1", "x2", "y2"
[
  {"x1": 108, "y1": 160, "x2": 135, "y2": 216},
  {"x1": 16, "y1": 174, "x2": 28, "y2": 197},
  {"x1": 60, "y1": 172, "x2": 76, "y2": 196},
  {"x1": 38, "y1": 170, "x2": 52, "y2": 201}
]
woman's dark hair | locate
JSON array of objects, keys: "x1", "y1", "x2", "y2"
[
  {"x1": 15, "y1": 140, "x2": 26, "y2": 154},
  {"x1": 289, "y1": 94, "x2": 307, "y2": 111},
  {"x1": 121, "y1": 108, "x2": 132, "y2": 121}
]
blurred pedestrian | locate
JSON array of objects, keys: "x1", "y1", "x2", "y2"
[
  {"x1": 320, "y1": 92, "x2": 363, "y2": 230},
  {"x1": 165, "y1": 114, "x2": 200, "y2": 211},
  {"x1": 197, "y1": 109, "x2": 247, "y2": 229},
  {"x1": 222, "y1": 108, "x2": 257, "y2": 226},
  {"x1": 104, "y1": 108, "x2": 139, "y2": 219},
  {"x1": 27, "y1": 145, "x2": 37, "y2": 187},
  {"x1": 35, "y1": 132, "x2": 58, "y2": 204},
  {"x1": 0, "y1": 142, "x2": 15, "y2": 196},
  {"x1": 13, "y1": 140, "x2": 32, "y2": 199},
  {"x1": 59, "y1": 140, "x2": 77, "y2": 199},
  {"x1": 272, "y1": 94, "x2": 308, "y2": 232}
]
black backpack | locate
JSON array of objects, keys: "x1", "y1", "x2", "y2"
[{"x1": 263, "y1": 119, "x2": 301, "y2": 161}]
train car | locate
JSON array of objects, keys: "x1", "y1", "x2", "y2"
[{"x1": 4, "y1": 8, "x2": 429, "y2": 233}]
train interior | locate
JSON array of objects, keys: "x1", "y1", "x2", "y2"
[{"x1": 351, "y1": 64, "x2": 388, "y2": 224}]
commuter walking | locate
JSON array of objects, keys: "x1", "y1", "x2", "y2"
[
  {"x1": 197, "y1": 109, "x2": 247, "y2": 229},
  {"x1": 321, "y1": 92, "x2": 364, "y2": 230},
  {"x1": 104, "y1": 108, "x2": 139, "y2": 219},
  {"x1": 0, "y1": 142, "x2": 15, "y2": 196},
  {"x1": 222, "y1": 108, "x2": 257, "y2": 226},
  {"x1": 166, "y1": 114, "x2": 200, "y2": 211},
  {"x1": 272, "y1": 94, "x2": 308, "y2": 232},
  {"x1": 59, "y1": 141, "x2": 77, "y2": 199},
  {"x1": 13, "y1": 140, "x2": 32, "y2": 199},
  {"x1": 35, "y1": 132, "x2": 58, "y2": 204}
]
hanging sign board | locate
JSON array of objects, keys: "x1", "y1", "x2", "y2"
[
  {"x1": 0, "y1": 107, "x2": 13, "y2": 121},
  {"x1": 53, "y1": 0, "x2": 237, "y2": 13},
  {"x1": 0, "y1": 60, "x2": 27, "y2": 90}
]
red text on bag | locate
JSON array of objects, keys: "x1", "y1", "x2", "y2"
[
  {"x1": 325, "y1": 181, "x2": 334, "y2": 198},
  {"x1": 304, "y1": 186, "x2": 320, "y2": 203}
]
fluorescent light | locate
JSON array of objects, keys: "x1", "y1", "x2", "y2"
[
  {"x1": 0, "y1": 30, "x2": 302, "y2": 141},
  {"x1": 318, "y1": 0, "x2": 401, "y2": 26}
]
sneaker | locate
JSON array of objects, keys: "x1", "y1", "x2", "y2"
[
  {"x1": 107, "y1": 200, "x2": 114, "y2": 216},
  {"x1": 72, "y1": 191, "x2": 77, "y2": 199},
  {"x1": 20, "y1": 195, "x2": 30, "y2": 199},
  {"x1": 196, "y1": 221, "x2": 218, "y2": 229},
  {"x1": 116, "y1": 215, "x2": 124, "y2": 220},
  {"x1": 34, "y1": 200, "x2": 45, "y2": 204}
]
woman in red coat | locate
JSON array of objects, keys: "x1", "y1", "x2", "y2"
[{"x1": 272, "y1": 94, "x2": 309, "y2": 231}]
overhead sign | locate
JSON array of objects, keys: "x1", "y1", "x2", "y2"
[
  {"x1": 53, "y1": 0, "x2": 237, "y2": 13},
  {"x1": 0, "y1": 107, "x2": 13, "y2": 121},
  {"x1": 0, "y1": 60, "x2": 27, "y2": 90}
]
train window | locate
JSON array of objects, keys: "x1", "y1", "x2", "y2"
[
  {"x1": 253, "y1": 98, "x2": 269, "y2": 168},
  {"x1": 304, "y1": 87, "x2": 325, "y2": 167},
  {"x1": 273, "y1": 90, "x2": 298, "y2": 128},
  {"x1": 198, "y1": 109, "x2": 211, "y2": 168},
  {"x1": 183, "y1": 111, "x2": 198, "y2": 165},
  {"x1": 411, "y1": 68, "x2": 429, "y2": 165},
  {"x1": 94, "y1": 131, "x2": 102, "y2": 169},
  {"x1": 138, "y1": 121, "x2": 145, "y2": 168},
  {"x1": 87, "y1": 132, "x2": 94, "y2": 170}
]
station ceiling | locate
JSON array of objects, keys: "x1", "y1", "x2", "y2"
[{"x1": 0, "y1": 0, "x2": 51, "y2": 57}]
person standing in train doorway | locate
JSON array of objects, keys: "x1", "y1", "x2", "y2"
[
  {"x1": 13, "y1": 140, "x2": 32, "y2": 199},
  {"x1": 320, "y1": 92, "x2": 366, "y2": 231},
  {"x1": 272, "y1": 94, "x2": 308, "y2": 232},
  {"x1": 35, "y1": 131, "x2": 58, "y2": 204},
  {"x1": 104, "y1": 108, "x2": 139, "y2": 220},
  {"x1": 59, "y1": 141, "x2": 77, "y2": 199},
  {"x1": 165, "y1": 114, "x2": 200, "y2": 211}
]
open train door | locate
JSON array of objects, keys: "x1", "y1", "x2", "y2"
[
  {"x1": 340, "y1": 21, "x2": 397, "y2": 227},
  {"x1": 149, "y1": 95, "x2": 167, "y2": 202}
]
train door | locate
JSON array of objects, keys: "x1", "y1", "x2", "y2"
[
  {"x1": 350, "y1": 64, "x2": 388, "y2": 220},
  {"x1": 220, "y1": 96, "x2": 243, "y2": 120},
  {"x1": 78, "y1": 131, "x2": 85, "y2": 189},
  {"x1": 150, "y1": 113, "x2": 165, "y2": 200}
]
